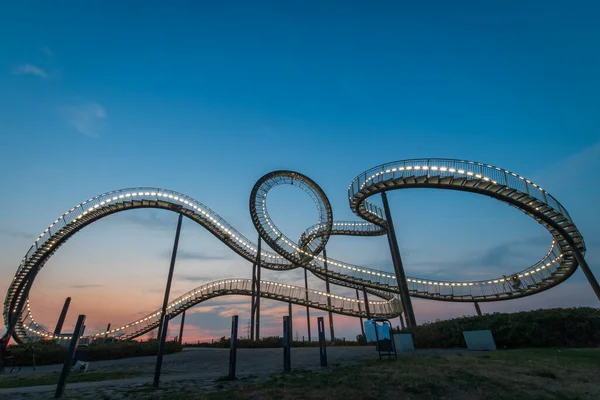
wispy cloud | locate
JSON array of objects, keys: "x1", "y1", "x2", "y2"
[
  {"x1": 162, "y1": 250, "x2": 231, "y2": 262},
  {"x1": 63, "y1": 102, "x2": 106, "y2": 137},
  {"x1": 176, "y1": 273, "x2": 226, "y2": 282},
  {"x1": 0, "y1": 229, "x2": 33, "y2": 239},
  {"x1": 70, "y1": 284, "x2": 105, "y2": 289},
  {"x1": 410, "y1": 236, "x2": 550, "y2": 280},
  {"x1": 13, "y1": 64, "x2": 48, "y2": 78}
]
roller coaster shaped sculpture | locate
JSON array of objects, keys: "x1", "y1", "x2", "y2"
[{"x1": 2, "y1": 158, "x2": 593, "y2": 344}]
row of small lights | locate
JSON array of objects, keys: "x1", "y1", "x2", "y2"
[
  {"x1": 24, "y1": 279, "x2": 394, "y2": 339},
  {"x1": 349, "y1": 161, "x2": 546, "y2": 194},
  {"x1": 25, "y1": 189, "x2": 283, "y2": 262},
  {"x1": 14, "y1": 180, "x2": 568, "y2": 338},
  {"x1": 257, "y1": 192, "x2": 566, "y2": 288},
  {"x1": 19, "y1": 238, "x2": 567, "y2": 339}
]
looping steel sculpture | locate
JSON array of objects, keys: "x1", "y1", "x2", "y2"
[{"x1": 3, "y1": 158, "x2": 591, "y2": 343}]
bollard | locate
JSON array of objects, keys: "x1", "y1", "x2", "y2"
[
  {"x1": 317, "y1": 317, "x2": 327, "y2": 367},
  {"x1": 54, "y1": 314, "x2": 86, "y2": 398},
  {"x1": 283, "y1": 316, "x2": 291, "y2": 372},
  {"x1": 228, "y1": 315, "x2": 239, "y2": 380}
]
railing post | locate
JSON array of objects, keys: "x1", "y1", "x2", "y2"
[
  {"x1": 381, "y1": 191, "x2": 417, "y2": 328},
  {"x1": 153, "y1": 213, "x2": 183, "y2": 388},
  {"x1": 228, "y1": 315, "x2": 238, "y2": 380},
  {"x1": 54, "y1": 314, "x2": 86, "y2": 398},
  {"x1": 317, "y1": 317, "x2": 327, "y2": 367},
  {"x1": 283, "y1": 316, "x2": 291, "y2": 372}
]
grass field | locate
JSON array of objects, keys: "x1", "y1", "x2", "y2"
[
  {"x1": 0, "y1": 370, "x2": 143, "y2": 389},
  {"x1": 184, "y1": 348, "x2": 600, "y2": 400},
  {"x1": 2, "y1": 348, "x2": 598, "y2": 399}
]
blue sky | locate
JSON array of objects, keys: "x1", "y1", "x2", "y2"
[{"x1": 1, "y1": 1, "x2": 599, "y2": 341}]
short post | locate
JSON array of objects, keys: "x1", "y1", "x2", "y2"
[
  {"x1": 54, "y1": 314, "x2": 86, "y2": 398},
  {"x1": 283, "y1": 316, "x2": 291, "y2": 372},
  {"x1": 228, "y1": 315, "x2": 239, "y2": 380},
  {"x1": 399, "y1": 314, "x2": 405, "y2": 329},
  {"x1": 317, "y1": 317, "x2": 327, "y2": 367},
  {"x1": 474, "y1": 302, "x2": 482, "y2": 317},
  {"x1": 153, "y1": 213, "x2": 183, "y2": 388},
  {"x1": 53, "y1": 297, "x2": 71, "y2": 335},
  {"x1": 178, "y1": 310, "x2": 186, "y2": 345}
]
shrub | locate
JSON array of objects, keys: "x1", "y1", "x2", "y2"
[
  {"x1": 6, "y1": 339, "x2": 183, "y2": 366},
  {"x1": 397, "y1": 307, "x2": 600, "y2": 349}
]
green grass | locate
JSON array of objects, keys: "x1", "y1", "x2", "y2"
[
  {"x1": 0, "y1": 370, "x2": 143, "y2": 389},
  {"x1": 123, "y1": 348, "x2": 600, "y2": 400}
]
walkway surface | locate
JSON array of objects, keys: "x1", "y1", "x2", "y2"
[{"x1": 0, "y1": 345, "x2": 405, "y2": 399}]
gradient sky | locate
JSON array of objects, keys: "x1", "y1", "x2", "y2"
[{"x1": 1, "y1": 1, "x2": 599, "y2": 342}]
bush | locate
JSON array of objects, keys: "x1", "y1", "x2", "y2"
[
  {"x1": 397, "y1": 307, "x2": 600, "y2": 349},
  {"x1": 6, "y1": 339, "x2": 183, "y2": 366}
]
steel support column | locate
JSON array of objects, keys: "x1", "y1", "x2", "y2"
[
  {"x1": 355, "y1": 289, "x2": 365, "y2": 336},
  {"x1": 474, "y1": 302, "x2": 482, "y2": 317},
  {"x1": 381, "y1": 191, "x2": 417, "y2": 328},
  {"x1": 323, "y1": 247, "x2": 335, "y2": 342},
  {"x1": 178, "y1": 310, "x2": 186, "y2": 345},
  {"x1": 153, "y1": 213, "x2": 183, "y2": 388},
  {"x1": 288, "y1": 301, "x2": 293, "y2": 342},
  {"x1": 228, "y1": 315, "x2": 238, "y2": 380},
  {"x1": 250, "y1": 237, "x2": 262, "y2": 341},
  {"x1": 304, "y1": 268, "x2": 311, "y2": 342},
  {"x1": 54, "y1": 314, "x2": 86, "y2": 398},
  {"x1": 572, "y1": 249, "x2": 600, "y2": 302},
  {"x1": 362, "y1": 287, "x2": 371, "y2": 320},
  {"x1": 53, "y1": 297, "x2": 71, "y2": 335}
]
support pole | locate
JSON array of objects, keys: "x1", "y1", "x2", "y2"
[
  {"x1": 323, "y1": 247, "x2": 335, "y2": 342},
  {"x1": 250, "y1": 237, "x2": 262, "y2": 341},
  {"x1": 572, "y1": 250, "x2": 600, "y2": 302},
  {"x1": 317, "y1": 317, "x2": 327, "y2": 367},
  {"x1": 304, "y1": 268, "x2": 311, "y2": 342},
  {"x1": 362, "y1": 287, "x2": 371, "y2": 320},
  {"x1": 474, "y1": 302, "x2": 482, "y2": 317},
  {"x1": 250, "y1": 262, "x2": 256, "y2": 342},
  {"x1": 178, "y1": 310, "x2": 186, "y2": 345},
  {"x1": 283, "y1": 316, "x2": 291, "y2": 372},
  {"x1": 54, "y1": 314, "x2": 85, "y2": 398},
  {"x1": 356, "y1": 289, "x2": 365, "y2": 337},
  {"x1": 288, "y1": 301, "x2": 293, "y2": 342},
  {"x1": 53, "y1": 297, "x2": 71, "y2": 335},
  {"x1": 228, "y1": 315, "x2": 238, "y2": 380},
  {"x1": 153, "y1": 213, "x2": 183, "y2": 388},
  {"x1": 399, "y1": 315, "x2": 405, "y2": 330},
  {"x1": 381, "y1": 191, "x2": 417, "y2": 328}
]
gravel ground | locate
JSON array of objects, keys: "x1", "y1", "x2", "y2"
[{"x1": 0, "y1": 346, "x2": 393, "y2": 399}]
